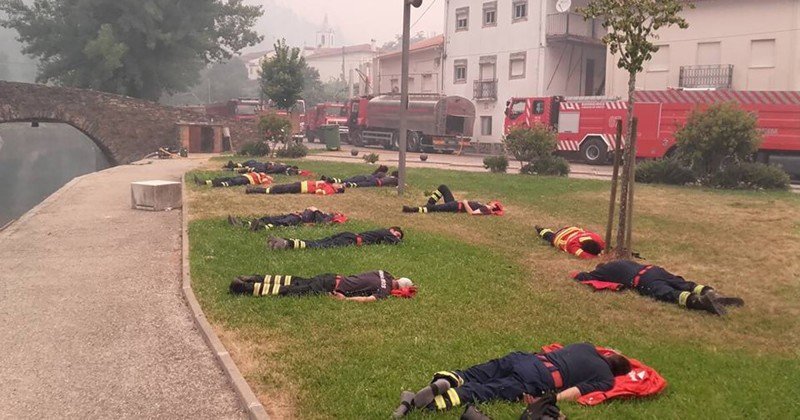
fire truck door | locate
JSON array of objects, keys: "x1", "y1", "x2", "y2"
[{"x1": 633, "y1": 103, "x2": 663, "y2": 157}]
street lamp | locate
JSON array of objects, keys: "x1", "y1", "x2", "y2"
[{"x1": 398, "y1": 0, "x2": 422, "y2": 195}]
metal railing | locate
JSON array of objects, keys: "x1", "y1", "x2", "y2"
[
  {"x1": 546, "y1": 13, "x2": 603, "y2": 41},
  {"x1": 679, "y1": 64, "x2": 734, "y2": 89},
  {"x1": 473, "y1": 79, "x2": 497, "y2": 100}
]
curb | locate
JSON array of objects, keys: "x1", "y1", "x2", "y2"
[{"x1": 180, "y1": 174, "x2": 270, "y2": 420}]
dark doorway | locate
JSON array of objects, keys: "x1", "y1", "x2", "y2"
[
  {"x1": 584, "y1": 59, "x2": 595, "y2": 96},
  {"x1": 200, "y1": 127, "x2": 214, "y2": 152}
]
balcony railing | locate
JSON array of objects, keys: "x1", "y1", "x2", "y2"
[
  {"x1": 473, "y1": 80, "x2": 497, "y2": 100},
  {"x1": 679, "y1": 64, "x2": 734, "y2": 89},
  {"x1": 546, "y1": 13, "x2": 603, "y2": 43}
]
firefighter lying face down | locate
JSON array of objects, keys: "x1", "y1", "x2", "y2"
[
  {"x1": 194, "y1": 172, "x2": 272, "y2": 188},
  {"x1": 267, "y1": 227, "x2": 403, "y2": 250},
  {"x1": 572, "y1": 260, "x2": 745, "y2": 316},
  {"x1": 320, "y1": 165, "x2": 399, "y2": 188},
  {"x1": 391, "y1": 342, "x2": 631, "y2": 418},
  {"x1": 535, "y1": 225, "x2": 605, "y2": 259},
  {"x1": 227, "y1": 207, "x2": 347, "y2": 231},
  {"x1": 223, "y1": 159, "x2": 302, "y2": 175},
  {"x1": 229, "y1": 270, "x2": 416, "y2": 302},
  {"x1": 246, "y1": 180, "x2": 345, "y2": 195},
  {"x1": 402, "y1": 184, "x2": 504, "y2": 215}
]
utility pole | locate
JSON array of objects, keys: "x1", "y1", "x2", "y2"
[{"x1": 398, "y1": 0, "x2": 423, "y2": 195}]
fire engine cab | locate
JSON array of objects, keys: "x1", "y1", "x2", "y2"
[{"x1": 504, "y1": 90, "x2": 800, "y2": 173}]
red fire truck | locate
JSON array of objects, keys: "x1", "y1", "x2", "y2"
[
  {"x1": 346, "y1": 94, "x2": 476, "y2": 153},
  {"x1": 204, "y1": 98, "x2": 261, "y2": 121},
  {"x1": 305, "y1": 103, "x2": 350, "y2": 143},
  {"x1": 504, "y1": 90, "x2": 800, "y2": 173}
]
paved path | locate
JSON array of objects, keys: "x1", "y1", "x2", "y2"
[{"x1": 0, "y1": 158, "x2": 246, "y2": 419}]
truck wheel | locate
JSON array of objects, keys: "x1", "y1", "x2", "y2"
[
  {"x1": 406, "y1": 131, "x2": 421, "y2": 152},
  {"x1": 580, "y1": 138, "x2": 609, "y2": 165}
]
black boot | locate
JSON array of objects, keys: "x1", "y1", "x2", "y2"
[
  {"x1": 402, "y1": 205, "x2": 418, "y2": 213},
  {"x1": 227, "y1": 215, "x2": 242, "y2": 226},
  {"x1": 229, "y1": 278, "x2": 255, "y2": 295},
  {"x1": 704, "y1": 289, "x2": 745, "y2": 307},
  {"x1": 413, "y1": 379, "x2": 451, "y2": 409},
  {"x1": 687, "y1": 294, "x2": 727, "y2": 316},
  {"x1": 534, "y1": 225, "x2": 544, "y2": 235},
  {"x1": 249, "y1": 219, "x2": 263, "y2": 231},
  {"x1": 391, "y1": 391, "x2": 415, "y2": 418},
  {"x1": 461, "y1": 404, "x2": 491, "y2": 420},
  {"x1": 246, "y1": 186, "x2": 267, "y2": 194}
]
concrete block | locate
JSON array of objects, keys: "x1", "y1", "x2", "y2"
[{"x1": 131, "y1": 180, "x2": 182, "y2": 211}]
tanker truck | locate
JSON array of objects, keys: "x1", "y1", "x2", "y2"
[{"x1": 346, "y1": 94, "x2": 476, "y2": 153}]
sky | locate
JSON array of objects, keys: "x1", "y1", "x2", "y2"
[{"x1": 246, "y1": 0, "x2": 446, "y2": 51}]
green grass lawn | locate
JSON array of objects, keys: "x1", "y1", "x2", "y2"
[{"x1": 189, "y1": 158, "x2": 800, "y2": 419}]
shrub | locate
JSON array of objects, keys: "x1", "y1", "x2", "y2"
[
  {"x1": 635, "y1": 159, "x2": 697, "y2": 185},
  {"x1": 258, "y1": 113, "x2": 293, "y2": 143},
  {"x1": 362, "y1": 153, "x2": 380, "y2": 164},
  {"x1": 275, "y1": 141, "x2": 308, "y2": 158},
  {"x1": 238, "y1": 141, "x2": 271, "y2": 157},
  {"x1": 483, "y1": 155, "x2": 509, "y2": 173},
  {"x1": 503, "y1": 125, "x2": 557, "y2": 165},
  {"x1": 675, "y1": 102, "x2": 762, "y2": 176},
  {"x1": 520, "y1": 156, "x2": 570, "y2": 176},
  {"x1": 707, "y1": 162, "x2": 790, "y2": 190}
]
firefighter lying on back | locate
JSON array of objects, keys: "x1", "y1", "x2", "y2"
[
  {"x1": 402, "y1": 185, "x2": 504, "y2": 215},
  {"x1": 229, "y1": 270, "x2": 416, "y2": 302},
  {"x1": 194, "y1": 172, "x2": 272, "y2": 188},
  {"x1": 223, "y1": 159, "x2": 302, "y2": 175},
  {"x1": 267, "y1": 227, "x2": 403, "y2": 250},
  {"x1": 571, "y1": 260, "x2": 745, "y2": 316},
  {"x1": 245, "y1": 180, "x2": 345, "y2": 195},
  {"x1": 320, "y1": 165, "x2": 399, "y2": 188},
  {"x1": 226, "y1": 207, "x2": 348, "y2": 231},
  {"x1": 535, "y1": 225, "x2": 605, "y2": 259},
  {"x1": 391, "y1": 342, "x2": 631, "y2": 418}
]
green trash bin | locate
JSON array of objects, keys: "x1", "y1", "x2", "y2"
[{"x1": 319, "y1": 124, "x2": 341, "y2": 151}]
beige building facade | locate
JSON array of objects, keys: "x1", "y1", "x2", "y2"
[
  {"x1": 606, "y1": 0, "x2": 800, "y2": 95},
  {"x1": 373, "y1": 35, "x2": 445, "y2": 95}
]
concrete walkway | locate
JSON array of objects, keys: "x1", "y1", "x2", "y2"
[{"x1": 0, "y1": 158, "x2": 246, "y2": 418}]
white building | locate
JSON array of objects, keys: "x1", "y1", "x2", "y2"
[
  {"x1": 373, "y1": 35, "x2": 445, "y2": 94},
  {"x1": 605, "y1": 0, "x2": 800, "y2": 95},
  {"x1": 443, "y1": 0, "x2": 607, "y2": 143}
]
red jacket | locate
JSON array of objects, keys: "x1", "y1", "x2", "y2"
[
  {"x1": 540, "y1": 343, "x2": 667, "y2": 405},
  {"x1": 553, "y1": 227, "x2": 605, "y2": 259},
  {"x1": 300, "y1": 181, "x2": 340, "y2": 195}
]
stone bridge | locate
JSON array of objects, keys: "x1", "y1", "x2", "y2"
[{"x1": 0, "y1": 81, "x2": 258, "y2": 165}]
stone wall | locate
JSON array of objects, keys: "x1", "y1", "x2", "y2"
[{"x1": 0, "y1": 81, "x2": 259, "y2": 165}]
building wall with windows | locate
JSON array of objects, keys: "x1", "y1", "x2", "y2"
[
  {"x1": 605, "y1": 0, "x2": 800, "y2": 95},
  {"x1": 444, "y1": 0, "x2": 606, "y2": 143},
  {"x1": 373, "y1": 35, "x2": 444, "y2": 95}
]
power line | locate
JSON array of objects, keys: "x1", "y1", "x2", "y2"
[{"x1": 410, "y1": 0, "x2": 438, "y2": 30}]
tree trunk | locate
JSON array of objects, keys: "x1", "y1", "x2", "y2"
[
  {"x1": 624, "y1": 118, "x2": 638, "y2": 255},
  {"x1": 604, "y1": 119, "x2": 624, "y2": 251},
  {"x1": 614, "y1": 73, "x2": 637, "y2": 260}
]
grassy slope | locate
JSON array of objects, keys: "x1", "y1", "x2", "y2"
[{"x1": 189, "y1": 158, "x2": 800, "y2": 419}]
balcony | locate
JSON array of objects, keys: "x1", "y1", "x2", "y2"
[
  {"x1": 473, "y1": 80, "x2": 497, "y2": 101},
  {"x1": 679, "y1": 64, "x2": 734, "y2": 89},
  {"x1": 546, "y1": 13, "x2": 604, "y2": 46}
]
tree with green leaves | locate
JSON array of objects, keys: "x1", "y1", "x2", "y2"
[
  {"x1": 0, "y1": 0, "x2": 263, "y2": 100},
  {"x1": 260, "y1": 39, "x2": 305, "y2": 110},
  {"x1": 578, "y1": 0, "x2": 691, "y2": 259}
]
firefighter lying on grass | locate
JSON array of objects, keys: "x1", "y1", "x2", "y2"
[
  {"x1": 392, "y1": 343, "x2": 632, "y2": 418},
  {"x1": 402, "y1": 184, "x2": 504, "y2": 215},
  {"x1": 321, "y1": 165, "x2": 399, "y2": 188},
  {"x1": 223, "y1": 159, "x2": 305, "y2": 175},
  {"x1": 535, "y1": 225, "x2": 605, "y2": 259},
  {"x1": 267, "y1": 227, "x2": 403, "y2": 250},
  {"x1": 229, "y1": 270, "x2": 416, "y2": 302},
  {"x1": 226, "y1": 207, "x2": 347, "y2": 231},
  {"x1": 571, "y1": 260, "x2": 745, "y2": 316},
  {"x1": 246, "y1": 180, "x2": 345, "y2": 195},
  {"x1": 194, "y1": 172, "x2": 272, "y2": 188}
]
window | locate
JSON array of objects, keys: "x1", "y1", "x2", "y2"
[
  {"x1": 454, "y1": 59, "x2": 467, "y2": 84},
  {"x1": 513, "y1": 0, "x2": 528, "y2": 21},
  {"x1": 390, "y1": 78, "x2": 399, "y2": 93},
  {"x1": 648, "y1": 45, "x2": 669, "y2": 72},
  {"x1": 479, "y1": 55, "x2": 496, "y2": 81},
  {"x1": 422, "y1": 74, "x2": 434, "y2": 92},
  {"x1": 750, "y1": 39, "x2": 775, "y2": 68},
  {"x1": 483, "y1": 2, "x2": 497, "y2": 27},
  {"x1": 509, "y1": 100, "x2": 526, "y2": 118},
  {"x1": 533, "y1": 100, "x2": 545, "y2": 115},
  {"x1": 481, "y1": 116, "x2": 492, "y2": 136},
  {"x1": 456, "y1": 7, "x2": 469, "y2": 31},
  {"x1": 509, "y1": 52, "x2": 526, "y2": 79},
  {"x1": 696, "y1": 42, "x2": 721, "y2": 65},
  {"x1": 558, "y1": 112, "x2": 580, "y2": 133}
]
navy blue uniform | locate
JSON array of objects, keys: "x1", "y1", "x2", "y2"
[
  {"x1": 232, "y1": 271, "x2": 394, "y2": 298},
  {"x1": 574, "y1": 260, "x2": 706, "y2": 305},
  {"x1": 447, "y1": 343, "x2": 614, "y2": 405},
  {"x1": 283, "y1": 229, "x2": 401, "y2": 249}
]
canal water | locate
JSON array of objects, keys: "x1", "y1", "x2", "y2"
[{"x1": 0, "y1": 122, "x2": 111, "y2": 227}]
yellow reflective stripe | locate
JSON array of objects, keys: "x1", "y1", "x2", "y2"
[
  {"x1": 678, "y1": 291, "x2": 691, "y2": 306},
  {"x1": 264, "y1": 275, "x2": 273, "y2": 283},
  {"x1": 447, "y1": 389, "x2": 461, "y2": 407},
  {"x1": 433, "y1": 395, "x2": 446, "y2": 410},
  {"x1": 578, "y1": 236, "x2": 593, "y2": 243},
  {"x1": 539, "y1": 228, "x2": 554, "y2": 238},
  {"x1": 244, "y1": 173, "x2": 255, "y2": 184},
  {"x1": 265, "y1": 187, "x2": 271, "y2": 194},
  {"x1": 272, "y1": 275, "x2": 282, "y2": 295},
  {"x1": 574, "y1": 249, "x2": 584, "y2": 256},
  {"x1": 262, "y1": 276, "x2": 272, "y2": 296},
  {"x1": 253, "y1": 283, "x2": 262, "y2": 296},
  {"x1": 300, "y1": 181, "x2": 309, "y2": 193},
  {"x1": 204, "y1": 180, "x2": 212, "y2": 185},
  {"x1": 299, "y1": 241, "x2": 307, "y2": 249},
  {"x1": 693, "y1": 285, "x2": 705, "y2": 295},
  {"x1": 554, "y1": 227, "x2": 581, "y2": 246},
  {"x1": 285, "y1": 276, "x2": 292, "y2": 285}
]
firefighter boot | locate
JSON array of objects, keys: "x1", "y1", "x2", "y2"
[
  {"x1": 229, "y1": 278, "x2": 255, "y2": 295},
  {"x1": 246, "y1": 185, "x2": 267, "y2": 194},
  {"x1": 402, "y1": 206, "x2": 421, "y2": 213},
  {"x1": 391, "y1": 391, "x2": 415, "y2": 418},
  {"x1": 267, "y1": 237, "x2": 289, "y2": 250},
  {"x1": 461, "y1": 405, "x2": 491, "y2": 420},
  {"x1": 535, "y1": 225, "x2": 544, "y2": 235},
  {"x1": 249, "y1": 219, "x2": 264, "y2": 231},
  {"x1": 413, "y1": 378, "x2": 451, "y2": 409},
  {"x1": 702, "y1": 288, "x2": 745, "y2": 307},
  {"x1": 426, "y1": 188, "x2": 444, "y2": 206},
  {"x1": 227, "y1": 215, "x2": 243, "y2": 227},
  {"x1": 686, "y1": 293, "x2": 727, "y2": 316}
]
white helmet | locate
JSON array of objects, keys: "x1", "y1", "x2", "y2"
[{"x1": 396, "y1": 277, "x2": 414, "y2": 288}]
